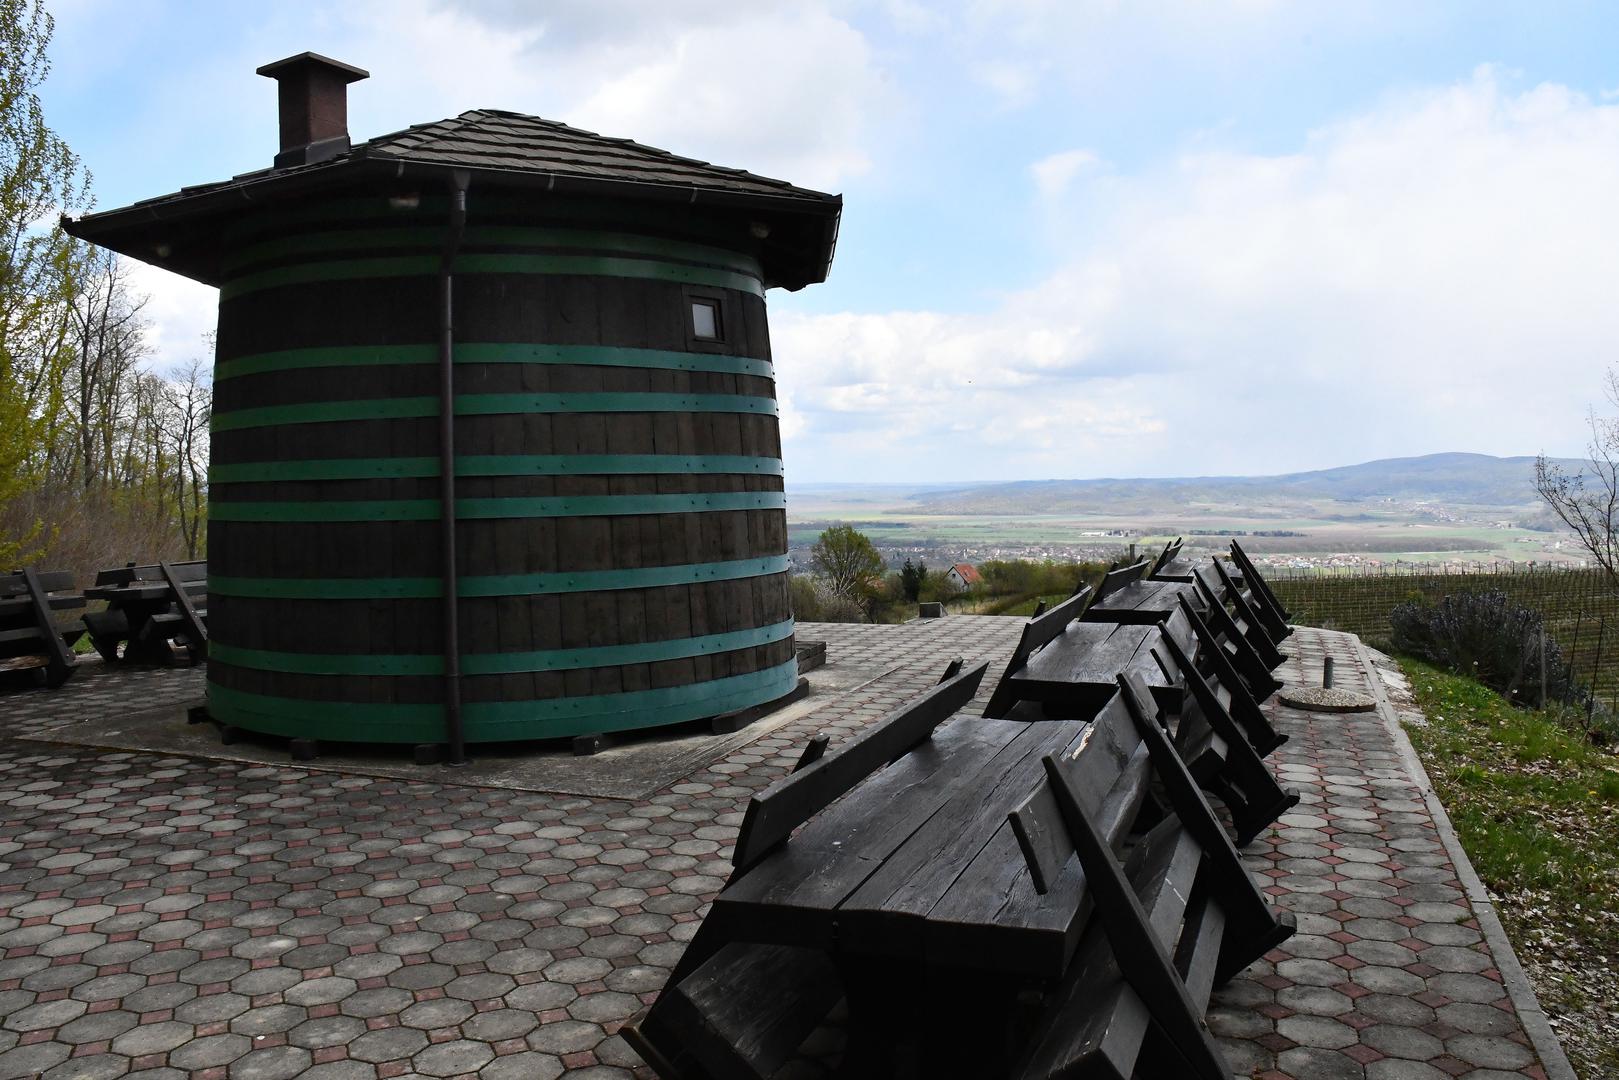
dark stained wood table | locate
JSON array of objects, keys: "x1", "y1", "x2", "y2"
[
  {"x1": 705, "y1": 713, "x2": 1142, "y2": 980},
  {"x1": 1150, "y1": 555, "x2": 1201, "y2": 583},
  {"x1": 1005, "y1": 607, "x2": 1195, "y2": 715}
]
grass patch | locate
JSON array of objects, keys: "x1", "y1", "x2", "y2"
[{"x1": 1398, "y1": 658, "x2": 1619, "y2": 1078}]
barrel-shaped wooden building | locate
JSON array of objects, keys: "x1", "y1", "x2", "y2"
[{"x1": 64, "y1": 54, "x2": 841, "y2": 747}]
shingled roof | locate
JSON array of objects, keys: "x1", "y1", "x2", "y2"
[
  {"x1": 62, "y1": 108, "x2": 842, "y2": 290},
  {"x1": 365, "y1": 109, "x2": 835, "y2": 204}
]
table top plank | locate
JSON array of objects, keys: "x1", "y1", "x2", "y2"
[
  {"x1": 712, "y1": 717, "x2": 1030, "y2": 946},
  {"x1": 1085, "y1": 579, "x2": 1195, "y2": 624},
  {"x1": 834, "y1": 721, "x2": 1086, "y2": 955},
  {"x1": 923, "y1": 696, "x2": 1155, "y2": 975}
]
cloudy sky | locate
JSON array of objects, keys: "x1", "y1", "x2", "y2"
[{"x1": 41, "y1": 1, "x2": 1619, "y2": 482}]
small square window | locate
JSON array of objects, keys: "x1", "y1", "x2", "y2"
[{"x1": 691, "y1": 300, "x2": 721, "y2": 340}]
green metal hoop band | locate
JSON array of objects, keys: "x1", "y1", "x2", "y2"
[
  {"x1": 205, "y1": 657, "x2": 801, "y2": 743},
  {"x1": 209, "y1": 490, "x2": 786, "y2": 523},
  {"x1": 211, "y1": 392, "x2": 779, "y2": 433},
  {"x1": 214, "y1": 342, "x2": 773, "y2": 381},
  {"x1": 220, "y1": 252, "x2": 764, "y2": 302},
  {"x1": 209, "y1": 454, "x2": 785, "y2": 484},
  {"x1": 223, "y1": 226, "x2": 763, "y2": 278},
  {"x1": 209, "y1": 554, "x2": 790, "y2": 600},
  {"x1": 208, "y1": 618, "x2": 795, "y2": 677}
]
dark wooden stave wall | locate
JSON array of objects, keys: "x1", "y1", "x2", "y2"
[{"x1": 206, "y1": 201, "x2": 796, "y2": 742}]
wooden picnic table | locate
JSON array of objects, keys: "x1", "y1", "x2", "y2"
[
  {"x1": 1083, "y1": 576, "x2": 1202, "y2": 625},
  {"x1": 1004, "y1": 607, "x2": 1194, "y2": 715},
  {"x1": 704, "y1": 712, "x2": 1121, "y2": 981},
  {"x1": 82, "y1": 560, "x2": 206, "y2": 663},
  {"x1": 0, "y1": 569, "x2": 84, "y2": 688}
]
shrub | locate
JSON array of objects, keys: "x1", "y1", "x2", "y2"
[
  {"x1": 788, "y1": 574, "x2": 865, "y2": 623},
  {"x1": 1390, "y1": 590, "x2": 1570, "y2": 706}
]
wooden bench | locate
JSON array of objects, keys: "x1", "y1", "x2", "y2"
[
  {"x1": 1094, "y1": 557, "x2": 1150, "y2": 603},
  {"x1": 629, "y1": 657, "x2": 1296, "y2": 1078},
  {"x1": 1229, "y1": 539, "x2": 1293, "y2": 630},
  {"x1": 988, "y1": 609, "x2": 1192, "y2": 719},
  {"x1": 1147, "y1": 536, "x2": 1184, "y2": 577},
  {"x1": 1196, "y1": 563, "x2": 1288, "y2": 672},
  {"x1": 1212, "y1": 553, "x2": 1289, "y2": 643},
  {"x1": 0, "y1": 569, "x2": 84, "y2": 688},
  {"x1": 1152, "y1": 628, "x2": 1298, "y2": 845},
  {"x1": 990, "y1": 591, "x2": 1291, "y2": 846},
  {"x1": 982, "y1": 587, "x2": 1094, "y2": 718},
  {"x1": 625, "y1": 659, "x2": 991, "y2": 1080},
  {"x1": 1178, "y1": 582, "x2": 1288, "y2": 709},
  {"x1": 1008, "y1": 675, "x2": 1296, "y2": 1080},
  {"x1": 983, "y1": 580, "x2": 1290, "y2": 840},
  {"x1": 83, "y1": 560, "x2": 207, "y2": 663},
  {"x1": 1083, "y1": 574, "x2": 1202, "y2": 626}
]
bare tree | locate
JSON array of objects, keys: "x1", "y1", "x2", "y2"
[
  {"x1": 1536, "y1": 368, "x2": 1619, "y2": 591},
  {"x1": 162, "y1": 358, "x2": 210, "y2": 558},
  {"x1": 66, "y1": 251, "x2": 147, "y2": 488}
]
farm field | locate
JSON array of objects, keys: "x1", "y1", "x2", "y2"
[
  {"x1": 785, "y1": 454, "x2": 1592, "y2": 569},
  {"x1": 786, "y1": 484, "x2": 1579, "y2": 568}
]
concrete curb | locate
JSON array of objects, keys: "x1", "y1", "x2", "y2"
[{"x1": 1353, "y1": 636, "x2": 1579, "y2": 1080}]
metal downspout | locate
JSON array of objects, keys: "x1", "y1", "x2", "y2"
[{"x1": 439, "y1": 172, "x2": 470, "y2": 764}]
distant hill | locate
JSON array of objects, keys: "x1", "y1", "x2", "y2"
[{"x1": 897, "y1": 453, "x2": 1586, "y2": 517}]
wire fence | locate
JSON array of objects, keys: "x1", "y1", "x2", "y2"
[{"x1": 1267, "y1": 563, "x2": 1619, "y2": 706}]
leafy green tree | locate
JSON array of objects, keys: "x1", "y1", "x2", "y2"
[
  {"x1": 811, "y1": 525, "x2": 884, "y2": 609},
  {"x1": 0, "y1": 0, "x2": 91, "y2": 562}
]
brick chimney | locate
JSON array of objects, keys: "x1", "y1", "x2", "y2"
[{"x1": 256, "y1": 52, "x2": 370, "y2": 169}]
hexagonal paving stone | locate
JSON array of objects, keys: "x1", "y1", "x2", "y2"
[
  {"x1": 287, "y1": 1014, "x2": 367, "y2": 1050},
  {"x1": 463, "y1": 1007, "x2": 540, "y2": 1042},
  {"x1": 413, "y1": 1038, "x2": 495, "y2": 1077},
  {"x1": 170, "y1": 1032, "x2": 253, "y2": 1071},
  {"x1": 339, "y1": 986, "x2": 413, "y2": 1019},
  {"x1": 0, "y1": 1041, "x2": 71, "y2": 1078},
  {"x1": 283, "y1": 975, "x2": 356, "y2": 1006},
  {"x1": 474, "y1": 1050, "x2": 564, "y2": 1080},
  {"x1": 527, "y1": 1018, "x2": 607, "y2": 1055},
  {"x1": 227, "y1": 1045, "x2": 313, "y2": 1080},
  {"x1": 400, "y1": 997, "x2": 476, "y2": 1030},
  {"x1": 43, "y1": 1052, "x2": 129, "y2": 1080},
  {"x1": 445, "y1": 971, "x2": 515, "y2": 1001},
  {"x1": 231, "y1": 1003, "x2": 308, "y2": 1036},
  {"x1": 348, "y1": 1025, "x2": 429, "y2": 1064},
  {"x1": 112, "y1": 1020, "x2": 193, "y2": 1057}
]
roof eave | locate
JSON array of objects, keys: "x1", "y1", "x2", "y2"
[{"x1": 62, "y1": 154, "x2": 843, "y2": 289}]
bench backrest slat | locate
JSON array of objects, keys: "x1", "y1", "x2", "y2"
[
  {"x1": 1229, "y1": 540, "x2": 1290, "y2": 621},
  {"x1": 93, "y1": 560, "x2": 207, "y2": 586},
  {"x1": 730, "y1": 660, "x2": 990, "y2": 876},
  {"x1": 1095, "y1": 558, "x2": 1150, "y2": 603},
  {"x1": 1209, "y1": 558, "x2": 1287, "y2": 652},
  {"x1": 1149, "y1": 538, "x2": 1184, "y2": 577},
  {"x1": 3, "y1": 570, "x2": 75, "y2": 594},
  {"x1": 1176, "y1": 594, "x2": 1284, "y2": 752},
  {"x1": 1008, "y1": 688, "x2": 1152, "y2": 893}
]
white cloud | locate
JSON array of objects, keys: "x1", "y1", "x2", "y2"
[
  {"x1": 123, "y1": 263, "x2": 216, "y2": 375},
  {"x1": 1030, "y1": 149, "x2": 1098, "y2": 198},
  {"x1": 427, "y1": 1, "x2": 892, "y2": 190},
  {"x1": 774, "y1": 67, "x2": 1619, "y2": 480}
]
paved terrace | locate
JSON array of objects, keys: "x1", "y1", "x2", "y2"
[{"x1": 0, "y1": 618, "x2": 1572, "y2": 1080}]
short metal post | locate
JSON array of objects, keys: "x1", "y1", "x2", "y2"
[{"x1": 1322, "y1": 656, "x2": 1334, "y2": 690}]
